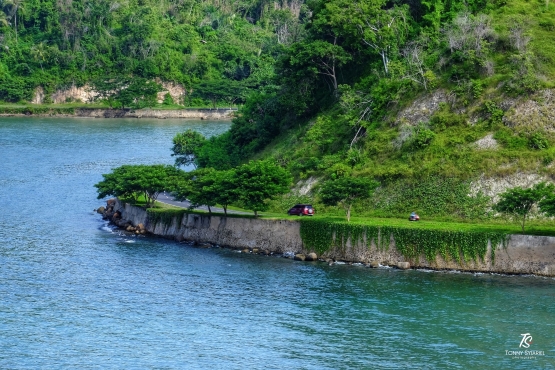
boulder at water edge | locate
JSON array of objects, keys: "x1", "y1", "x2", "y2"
[
  {"x1": 305, "y1": 252, "x2": 318, "y2": 261},
  {"x1": 294, "y1": 254, "x2": 306, "y2": 261}
]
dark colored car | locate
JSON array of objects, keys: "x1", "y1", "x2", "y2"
[{"x1": 287, "y1": 204, "x2": 315, "y2": 216}]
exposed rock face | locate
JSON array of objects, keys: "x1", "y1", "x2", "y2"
[
  {"x1": 32, "y1": 87, "x2": 45, "y2": 104},
  {"x1": 156, "y1": 80, "x2": 187, "y2": 104},
  {"x1": 469, "y1": 172, "x2": 547, "y2": 203},
  {"x1": 395, "y1": 88, "x2": 555, "y2": 131},
  {"x1": 51, "y1": 84, "x2": 99, "y2": 104},
  {"x1": 395, "y1": 89, "x2": 452, "y2": 126},
  {"x1": 473, "y1": 133, "x2": 498, "y2": 150},
  {"x1": 503, "y1": 89, "x2": 555, "y2": 132},
  {"x1": 32, "y1": 80, "x2": 188, "y2": 105},
  {"x1": 292, "y1": 176, "x2": 319, "y2": 196}
]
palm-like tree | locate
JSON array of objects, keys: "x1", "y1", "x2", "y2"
[
  {"x1": 0, "y1": 9, "x2": 9, "y2": 27},
  {"x1": 31, "y1": 42, "x2": 48, "y2": 71},
  {"x1": 3, "y1": 0, "x2": 24, "y2": 43}
]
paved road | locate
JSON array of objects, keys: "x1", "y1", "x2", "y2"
[{"x1": 156, "y1": 192, "x2": 251, "y2": 215}]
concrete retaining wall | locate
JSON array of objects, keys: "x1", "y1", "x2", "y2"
[
  {"x1": 0, "y1": 108, "x2": 235, "y2": 119},
  {"x1": 115, "y1": 201, "x2": 555, "y2": 276},
  {"x1": 75, "y1": 108, "x2": 234, "y2": 119}
]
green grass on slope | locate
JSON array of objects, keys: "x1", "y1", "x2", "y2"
[
  {"x1": 493, "y1": 0, "x2": 555, "y2": 82},
  {"x1": 149, "y1": 201, "x2": 555, "y2": 236}
]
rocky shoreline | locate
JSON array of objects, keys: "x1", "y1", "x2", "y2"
[
  {"x1": 96, "y1": 199, "x2": 334, "y2": 264},
  {"x1": 96, "y1": 199, "x2": 555, "y2": 276},
  {"x1": 0, "y1": 107, "x2": 235, "y2": 120},
  {"x1": 97, "y1": 199, "x2": 148, "y2": 235}
]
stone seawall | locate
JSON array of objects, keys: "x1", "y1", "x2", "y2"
[
  {"x1": 75, "y1": 108, "x2": 234, "y2": 119},
  {"x1": 111, "y1": 200, "x2": 555, "y2": 276},
  {"x1": 0, "y1": 108, "x2": 235, "y2": 119}
]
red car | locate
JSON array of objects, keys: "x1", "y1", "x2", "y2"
[{"x1": 287, "y1": 204, "x2": 315, "y2": 216}]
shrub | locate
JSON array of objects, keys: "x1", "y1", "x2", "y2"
[
  {"x1": 429, "y1": 104, "x2": 467, "y2": 131},
  {"x1": 163, "y1": 93, "x2": 174, "y2": 105},
  {"x1": 413, "y1": 128, "x2": 436, "y2": 149},
  {"x1": 529, "y1": 132, "x2": 550, "y2": 150}
]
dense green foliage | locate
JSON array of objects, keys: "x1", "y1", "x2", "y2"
[
  {"x1": 94, "y1": 164, "x2": 180, "y2": 207},
  {"x1": 233, "y1": 160, "x2": 292, "y2": 216},
  {"x1": 198, "y1": 0, "x2": 555, "y2": 162},
  {"x1": 173, "y1": 167, "x2": 221, "y2": 213},
  {"x1": 300, "y1": 219, "x2": 508, "y2": 265},
  {"x1": 215, "y1": 0, "x2": 555, "y2": 222},
  {"x1": 171, "y1": 129, "x2": 207, "y2": 168},
  {"x1": 319, "y1": 177, "x2": 379, "y2": 221},
  {"x1": 494, "y1": 182, "x2": 554, "y2": 232},
  {"x1": 169, "y1": 160, "x2": 291, "y2": 215},
  {"x1": 62, "y1": 0, "x2": 555, "y2": 227},
  {"x1": 0, "y1": 0, "x2": 307, "y2": 104}
]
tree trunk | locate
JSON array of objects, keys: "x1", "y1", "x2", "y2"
[
  {"x1": 208, "y1": 205, "x2": 212, "y2": 214},
  {"x1": 223, "y1": 206, "x2": 227, "y2": 216},
  {"x1": 381, "y1": 51, "x2": 388, "y2": 75},
  {"x1": 522, "y1": 214, "x2": 526, "y2": 233},
  {"x1": 346, "y1": 204, "x2": 351, "y2": 222}
]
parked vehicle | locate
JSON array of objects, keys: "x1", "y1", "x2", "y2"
[
  {"x1": 409, "y1": 212, "x2": 420, "y2": 221},
  {"x1": 287, "y1": 204, "x2": 315, "y2": 216}
]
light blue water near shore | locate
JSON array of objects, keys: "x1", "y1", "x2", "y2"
[{"x1": 0, "y1": 117, "x2": 554, "y2": 369}]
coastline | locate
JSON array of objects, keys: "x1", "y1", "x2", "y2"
[
  {"x1": 100, "y1": 199, "x2": 555, "y2": 277},
  {"x1": 0, "y1": 107, "x2": 236, "y2": 120}
]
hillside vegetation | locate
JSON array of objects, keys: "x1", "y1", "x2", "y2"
[
  {"x1": 203, "y1": 0, "x2": 555, "y2": 222},
  {"x1": 0, "y1": 0, "x2": 306, "y2": 104},
  {"x1": 4, "y1": 0, "x2": 555, "y2": 222}
]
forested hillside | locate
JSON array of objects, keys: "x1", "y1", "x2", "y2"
[
  {"x1": 0, "y1": 0, "x2": 306, "y2": 103},
  {"x1": 187, "y1": 0, "x2": 555, "y2": 220},
  {"x1": 4, "y1": 0, "x2": 555, "y2": 220}
]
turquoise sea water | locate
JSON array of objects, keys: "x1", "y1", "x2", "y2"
[{"x1": 0, "y1": 117, "x2": 554, "y2": 369}]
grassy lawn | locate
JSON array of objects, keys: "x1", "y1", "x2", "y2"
[
  {"x1": 301, "y1": 215, "x2": 555, "y2": 236},
  {"x1": 150, "y1": 199, "x2": 555, "y2": 236}
]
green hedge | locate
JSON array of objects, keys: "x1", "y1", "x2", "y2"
[{"x1": 300, "y1": 219, "x2": 508, "y2": 264}]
